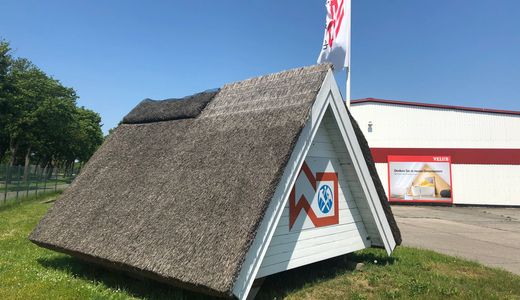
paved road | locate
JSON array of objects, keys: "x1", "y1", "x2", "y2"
[{"x1": 392, "y1": 205, "x2": 520, "y2": 275}]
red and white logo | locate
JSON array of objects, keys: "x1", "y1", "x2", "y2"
[
  {"x1": 317, "y1": 0, "x2": 350, "y2": 70},
  {"x1": 326, "y1": 0, "x2": 345, "y2": 48},
  {"x1": 289, "y1": 162, "x2": 339, "y2": 230}
]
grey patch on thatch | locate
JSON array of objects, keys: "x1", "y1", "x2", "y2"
[
  {"x1": 347, "y1": 109, "x2": 402, "y2": 245},
  {"x1": 122, "y1": 90, "x2": 219, "y2": 124},
  {"x1": 29, "y1": 64, "x2": 331, "y2": 298}
]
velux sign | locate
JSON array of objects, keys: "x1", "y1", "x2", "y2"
[{"x1": 388, "y1": 155, "x2": 453, "y2": 204}]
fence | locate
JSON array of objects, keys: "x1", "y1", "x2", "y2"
[{"x1": 0, "y1": 164, "x2": 79, "y2": 205}]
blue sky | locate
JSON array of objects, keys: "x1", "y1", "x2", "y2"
[{"x1": 2, "y1": 0, "x2": 519, "y2": 133}]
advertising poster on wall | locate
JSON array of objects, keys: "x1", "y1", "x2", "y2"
[{"x1": 388, "y1": 155, "x2": 453, "y2": 204}]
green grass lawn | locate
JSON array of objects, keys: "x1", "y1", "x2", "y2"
[{"x1": 1, "y1": 194, "x2": 520, "y2": 300}]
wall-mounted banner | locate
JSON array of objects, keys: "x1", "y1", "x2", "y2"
[{"x1": 387, "y1": 155, "x2": 453, "y2": 204}]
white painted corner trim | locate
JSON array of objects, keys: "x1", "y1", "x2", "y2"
[
  {"x1": 232, "y1": 70, "x2": 396, "y2": 299},
  {"x1": 327, "y1": 77, "x2": 397, "y2": 254}
]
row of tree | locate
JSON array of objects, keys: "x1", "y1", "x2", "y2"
[{"x1": 0, "y1": 40, "x2": 103, "y2": 178}]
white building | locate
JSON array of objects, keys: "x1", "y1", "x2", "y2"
[{"x1": 350, "y1": 98, "x2": 520, "y2": 206}]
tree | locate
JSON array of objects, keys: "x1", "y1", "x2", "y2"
[
  {"x1": 30, "y1": 81, "x2": 78, "y2": 177},
  {"x1": 58, "y1": 106, "x2": 103, "y2": 175},
  {"x1": 3, "y1": 58, "x2": 42, "y2": 167},
  {"x1": 73, "y1": 107, "x2": 104, "y2": 162},
  {"x1": 3, "y1": 57, "x2": 79, "y2": 180},
  {"x1": 0, "y1": 40, "x2": 13, "y2": 161},
  {"x1": 0, "y1": 38, "x2": 104, "y2": 177}
]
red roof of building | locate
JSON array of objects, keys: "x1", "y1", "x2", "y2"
[{"x1": 351, "y1": 98, "x2": 520, "y2": 116}]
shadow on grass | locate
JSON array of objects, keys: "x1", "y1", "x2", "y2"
[
  {"x1": 38, "y1": 249, "x2": 397, "y2": 300},
  {"x1": 37, "y1": 256, "x2": 218, "y2": 300},
  {"x1": 257, "y1": 250, "x2": 397, "y2": 299}
]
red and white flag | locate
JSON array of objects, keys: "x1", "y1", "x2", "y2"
[{"x1": 317, "y1": 0, "x2": 350, "y2": 70}]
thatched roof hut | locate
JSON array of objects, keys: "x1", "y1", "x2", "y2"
[{"x1": 30, "y1": 64, "x2": 400, "y2": 299}]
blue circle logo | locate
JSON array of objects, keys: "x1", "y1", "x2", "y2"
[{"x1": 318, "y1": 184, "x2": 333, "y2": 214}]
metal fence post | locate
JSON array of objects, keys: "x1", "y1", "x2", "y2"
[
  {"x1": 3, "y1": 164, "x2": 7, "y2": 204},
  {"x1": 53, "y1": 167, "x2": 57, "y2": 191},
  {"x1": 34, "y1": 166, "x2": 37, "y2": 197},
  {"x1": 43, "y1": 166, "x2": 47, "y2": 192},
  {"x1": 26, "y1": 165, "x2": 30, "y2": 198},
  {"x1": 16, "y1": 165, "x2": 21, "y2": 201}
]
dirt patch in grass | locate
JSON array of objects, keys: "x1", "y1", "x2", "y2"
[
  {"x1": 427, "y1": 261, "x2": 490, "y2": 279},
  {"x1": 0, "y1": 228, "x2": 17, "y2": 240}
]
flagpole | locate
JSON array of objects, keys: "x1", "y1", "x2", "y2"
[
  {"x1": 346, "y1": 0, "x2": 351, "y2": 109},
  {"x1": 346, "y1": 66, "x2": 351, "y2": 108}
]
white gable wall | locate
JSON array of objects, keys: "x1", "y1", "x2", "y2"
[
  {"x1": 233, "y1": 71, "x2": 397, "y2": 299},
  {"x1": 256, "y1": 109, "x2": 373, "y2": 278},
  {"x1": 321, "y1": 112, "x2": 386, "y2": 247}
]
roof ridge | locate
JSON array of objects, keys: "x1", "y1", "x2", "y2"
[
  {"x1": 222, "y1": 64, "x2": 332, "y2": 90},
  {"x1": 121, "y1": 90, "x2": 219, "y2": 124}
]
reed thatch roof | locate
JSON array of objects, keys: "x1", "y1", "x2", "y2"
[{"x1": 30, "y1": 64, "x2": 400, "y2": 298}]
